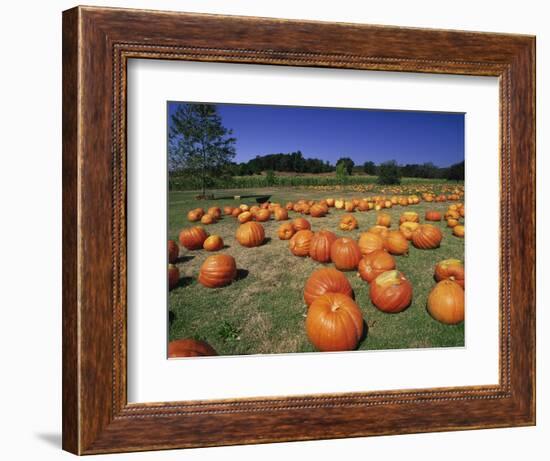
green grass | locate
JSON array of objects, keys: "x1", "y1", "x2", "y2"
[{"x1": 168, "y1": 186, "x2": 464, "y2": 355}]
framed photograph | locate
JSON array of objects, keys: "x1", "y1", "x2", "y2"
[{"x1": 62, "y1": 6, "x2": 535, "y2": 455}]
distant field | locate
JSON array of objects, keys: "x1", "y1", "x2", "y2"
[{"x1": 168, "y1": 185, "x2": 465, "y2": 356}]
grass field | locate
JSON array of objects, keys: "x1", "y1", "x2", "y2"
[{"x1": 168, "y1": 186, "x2": 464, "y2": 355}]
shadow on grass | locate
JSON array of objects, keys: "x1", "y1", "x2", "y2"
[
  {"x1": 176, "y1": 255, "x2": 194, "y2": 264},
  {"x1": 236, "y1": 269, "x2": 249, "y2": 281},
  {"x1": 176, "y1": 276, "x2": 193, "y2": 288},
  {"x1": 169, "y1": 310, "x2": 175, "y2": 324},
  {"x1": 358, "y1": 320, "x2": 369, "y2": 345},
  {"x1": 263, "y1": 237, "x2": 272, "y2": 245}
]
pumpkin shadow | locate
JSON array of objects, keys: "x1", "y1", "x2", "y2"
[
  {"x1": 235, "y1": 269, "x2": 249, "y2": 281},
  {"x1": 176, "y1": 276, "x2": 193, "y2": 288},
  {"x1": 223, "y1": 244, "x2": 231, "y2": 249},
  {"x1": 169, "y1": 310, "x2": 175, "y2": 324},
  {"x1": 263, "y1": 237, "x2": 272, "y2": 245},
  {"x1": 358, "y1": 320, "x2": 369, "y2": 345},
  {"x1": 176, "y1": 255, "x2": 194, "y2": 264}
]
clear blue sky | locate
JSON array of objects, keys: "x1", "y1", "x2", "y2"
[{"x1": 168, "y1": 102, "x2": 464, "y2": 167}]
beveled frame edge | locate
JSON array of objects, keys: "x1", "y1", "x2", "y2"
[{"x1": 62, "y1": 5, "x2": 535, "y2": 455}]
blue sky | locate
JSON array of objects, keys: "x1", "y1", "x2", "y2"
[{"x1": 168, "y1": 102, "x2": 464, "y2": 167}]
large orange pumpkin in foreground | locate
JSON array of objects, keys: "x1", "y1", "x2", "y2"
[
  {"x1": 434, "y1": 259, "x2": 465, "y2": 288},
  {"x1": 358, "y1": 250, "x2": 396, "y2": 283},
  {"x1": 168, "y1": 339, "x2": 218, "y2": 358},
  {"x1": 203, "y1": 235, "x2": 224, "y2": 251},
  {"x1": 384, "y1": 230, "x2": 409, "y2": 255},
  {"x1": 339, "y1": 214, "x2": 358, "y2": 231},
  {"x1": 303, "y1": 267, "x2": 353, "y2": 306},
  {"x1": 358, "y1": 232, "x2": 384, "y2": 255},
  {"x1": 289, "y1": 229, "x2": 315, "y2": 257},
  {"x1": 425, "y1": 211, "x2": 442, "y2": 221},
  {"x1": 331, "y1": 238, "x2": 362, "y2": 271},
  {"x1": 236, "y1": 221, "x2": 265, "y2": 247},
  {"x1": 168, "y1": 239, "x2": 179, "y2": 263},
  {"x1": 309, "y1": 230, "x2": 337, "y2": 263},
  {"x1": 168, "y1": 264, "x2": 180, "y2": 290},
  {"x1": 427, "y1": 280, "x2": 465, "y2": 324},
  {"x1": 178, "y1": 226, "x2": 208, "y2": 250},
  {"x1": 293, "y1": 217, "x2": 311, "y2": 231},
  {"x1": 306, "y1": 293, "x2": 364, "y2": 352},
  {"x1": 198, "y1": 254, "x2": 237, "y2": 288},
  {"x1": 277, "y1": 222, "x2": 295, "y2": 240},
  {"x1": 412, "y1": 224, "x2": 443, "y2": 249},
  {"x1": 369, "y1": 270, "x2": 413, "y2": 313}
]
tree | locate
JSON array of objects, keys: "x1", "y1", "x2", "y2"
[
  {"x1": 169, "y1": 104, "x2": 236, "y2": 196},
  {"x1": 363, "y1": 161, "x2": 376, "y2": 175},
  {"x1": 336, "y1": 157, "x2": 355, "y2": 175},
  {"x1": 377, "y1": 160, "x2": 401, "y2": 185},
  {"x1": 446, "y1": 161, "x2": 465, "y2": 181},
  {"x1": 335, "y1": 162, "x2": 348, "y2": 183}
]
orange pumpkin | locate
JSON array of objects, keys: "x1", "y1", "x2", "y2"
[
  {"x1": 303, "y1": 268, "x2": 353, "y2": 306},
  {"x1": 277, "y1": 222, "x2": 295, "y2": 240},
  {"x1": 399, "y1": 221, "x2": 420, "y2": 240},
  {"x1": 434, "y1": 259, "x2": 465, "y2": 288},
  {"x1": 334, "y1": 199, "x2": 345, "y2": 209},
  {"x1": 384, "y1": 230, "x2": 409, "y2": 255},
  {"x1": 293, "y1": 217, "x2": 311, "y2": 231},
  {"x1": 274, "y1": 207, "x2": 289, "y2": 221},
  {"x1": 168, "y1": 239, "x2": 179, "y2": 263},
  {"x1": 425, "y1": 211, "x2": 442, "y2": 221},
  {"x1": 187, "y1": 209, "x2": 203, "y2": 222},
  {"x1": 368, "y1": 225, "x2": 390, "y2": 239},
  {"x1": 447, "y1": 218, "x2": 459, "y2": 228},
  {"x1": 453, "y1": 225, "x2": 465, "y2": 238},
  {"x1": 369, "y1": 270, "x2": 413, "y2": 313},
  {"x1": 254, "y1": 209, "x2": 271, "y2": 222},
  {"x1": 399, "y1": 211, "x2": 419, "y2": 224},
  {"x1": 309, "y1": 230, "x2": 337, "y2": 263},
  {"x1": 412, "y1": 224, "x2": 443, "y2": 249},
  {"x1": 231, "y1": 207, "x2": 242, "y2": 218},
  {"x1": 236, "y1": 221, "x2": 265, "y2": 247},
  {"x1": 168, "y1": 339, "x2": 217, "y2": 358},
  {"x1": 326, "y1": 198, "x2": 335, "y2": 207},
  {"x1": 357, "y1": 250, "x2": 396, "y2": 283},
  {"x1": 344, "y1": 201, "x2": 355, "y2": 212},
  {"x1": 358, "y1": 232, "x2": 385, "y2": 255},
  {"x1": 198, "y1": 254, "x2": 237, "y2": 288},
  {"x1": 330, "y1": 238, "x2": 362, "y2": 271},
  {"x1": 376, "y1": 212, "x2": 391, "y2": 227},
  {"x1": 310, "y1": 204, "x2": 327, "y2": 218},
  {"x1": 203, "y1": 235, "x2": 224, "y2": 251},
  {"x1": 427, "y1": 280, "x2": 465, "y2": 324},
  {"x1": 285, "y1": 201, "x2": 294, "y2": 210},
  {"x1": 237, "y1": 211, "x2": 253, "y2": 223},
  {"x1": 201, "y1": 213, "x2": 215, "y2": 225},
  {"x1": 339, "y1": 214, "x2": 358, "y2": 231},
  {"x1": 306, "y1": 293, "x2": 364, "y2": 352},
  {"x1": 178, "y1": 226, "x2": 208, "y2": 250},
  {"x1": 223, "y1": 206, "x2": 234, "y2": 215},
  {"x1": 289, "y1": 229, "x2": 315, "y2": 257},
  {"x1": 207, "y1": 207, "x2": 221, "y2": 219},
  {"x1": 168, "y1": 264, "x2": 180, "y2": 290}
]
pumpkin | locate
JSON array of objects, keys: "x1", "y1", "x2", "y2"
[
  {"x1": 207, "y1": 207, "x2": 221, "y2": 219},
  {"x1": 434, "y1": 258, "x2": 465, "y2": 288},
  {"x1": 254, "y1": 209, "x2": 271, "y2": 222},
  {"x1": 425, "y1": 211, "x2": 442, "y2": 221},
  {"x1": 459, "y1": 206, "x2": 465, "y2": 217},
  {"x1": 427, "y1": 280, "x2": 465, "y2": 324},
  {"x1": 168, "y1": 264, "x2": 180, "y2": 290},
  {"x1": 201, "y1": 213, "x2": 215, "y2": 225},
  {"x1": 358, "y1": 199, "x2": 370, "y2": 211},
  {"x1": 399, "y1": 211, "x2": 419, "y2": 224},
  {"x1": 285, "y1": 202, "x2": 294, "y2": 210},
  {"x1": 249, "y1": 205, "x2": 260, "y2": 215},
  {"x1": 203, "y1": 235, "x2": 224, "y2": 251},
  {"x1": 289, "y1": 229, "x2": 315, "y2": 257},
  {"x1": 223, "y1": 206, "x2": 234, "y2": 215},
  {"x1": 168, "y1": 239, "x2": 179, "y2": 263},
  {"x1": 331, "y1": 237, "x2": 362, "y2": 271},
  {"x1": 277, "y1": 222, "x2": 295, "y2": 240},
  {"x1": 447, "y1": 218, "x2": 459, "y2": 228},
  {"x1": 399, "y1": 221, "x2": 420, "y2": 240},
  {"x1": 309, "y1": 230, "x2": 337, "y2": 262},
  {"x1": 357, "y1": 250, "x2": 396, "y2": 283},
  {"x1": 326, "y1": 198, "x2": 335, "y2": 207},
  {"x1": 368, "y1": 225, "x2": 390, "y2": 239},
  {"x1": 293, "y1": 217, "x2": 311, "y2": 231},
  {"x1": 274, "y1": 207, "x2": 288, "y2": 221},
  {"x1": 339, "y1": 214, "x2": 358, "y2": 231},
  {"x1": 187, "y1": 209, "x2": 203, "y2": 222},
  {"x1": 168, "y1": 339, "x2": 217, "y2": 358},
  {"x1": 237, "y1": 211, "x2": 253, "y2": 223},
  {"x1": 236, "y1": 221, "x2": 265, "y2": 247},
  {"x1": 178, "y1": 226, "x2": 208, "y2": 250},
  {"x1": 306, "y1": 293, "x2": 364, "y2": 352},
  {"x1": 412, "y1": 224, "x2": 443, "y2": 249},
  {"x1": 453, "y1": 225, "x2": 465, "y2": 238},
  {"x1": 376, "y1": 212, "x2": 391, "y2": 227},
  {"x1": 384, "y1": 230, "x2": 409, "y2": 255},
  {"x1": 358, "y1": 232, "x2": 384, "y2": 255},
  {"x1": 198, "y1": 254, "x2": 237, "y2": 288},
  {"x1": 310, "y1": 204, "x2": 327, "y2": 218},
  {"x1": 445, "y1": 209, "x2": 460, "y2": 220},
  {"x1": 369, "y1": 270, "x2": 413, "y2": 313},
  {"x1": 303, "y1": 267, "x2": 354, "y2": 306},
  {"x1": 344, "y1": 201, "x2": 355, "y2": 212},
  {"x1": 334, "y1": 199, "x2": 345, "y2": 209},
  {"x1": 239, "y1": 204, "x2": 250, "y2": 211},
  {"x1": 231, "y1": 207, "x2": 242, "y2": 218}
]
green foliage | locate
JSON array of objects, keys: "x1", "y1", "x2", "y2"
[
  {"x1": 363, "y1": 161, "x2": 376, "y2": 175},
  {"x1": 446, "y1": 161, "x2": 465, "y2": 181},
  {"x1": 265, "y1": 170, "x2": 276, "y2": 186},
  {"x1": 239, "y1": 151, "x2": 333, "y2": 174},
  {"x1": 377, "y1": 160, "x2": 402, "y2": 185},
  {"x1": 217, "y1": 320, "x2": 241, "y2": 342},
  {"x1": 169, "y1": 103, "x2": 236, "y2": 195},
  {"x1": 336, "y1": 156, "x2": 355, "y2": 175}
]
